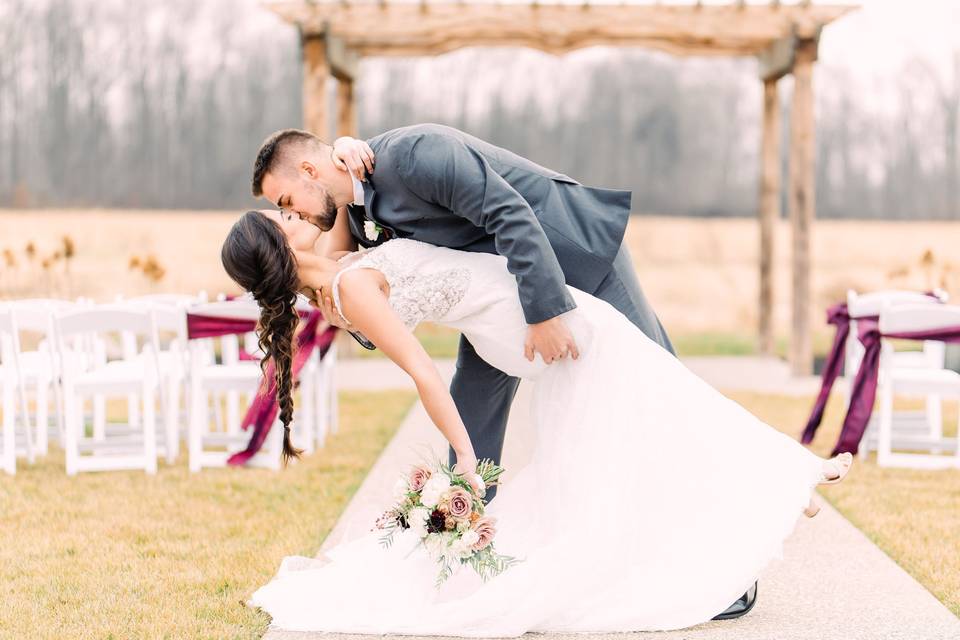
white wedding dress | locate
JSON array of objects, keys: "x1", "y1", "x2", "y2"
[{"x1": 248, "y1": 238, "x2": 825, "y2": 635}]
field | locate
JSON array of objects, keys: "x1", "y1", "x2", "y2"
[{"x1": 3, "y1": 209, "x2": 956, "y2": 358}]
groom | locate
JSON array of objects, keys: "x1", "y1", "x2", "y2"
[{"x1": 249, "y1": 123, "x2": 755, "y2": 619}]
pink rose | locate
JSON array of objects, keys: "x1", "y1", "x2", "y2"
[
  {"x1": 471, "y1": 516, "x2": 497, "y2": 551},
  {"x1": 409, "y1": 466, "x2": 431, "y2": 492},
  {"x1": 447, "y1": 487, "x2": 473, "y2": 519}
]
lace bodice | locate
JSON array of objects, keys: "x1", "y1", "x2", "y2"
[
  {"x1": 332, "y1": 239, "x2": 472, "y2": 330},
  {"x1": 330, "y1": 238, "x2": 600, "y2": 380}
]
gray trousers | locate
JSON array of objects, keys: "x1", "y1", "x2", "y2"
[{"x1": 448, "y1": 240, "x2": 675, "y2": 499}]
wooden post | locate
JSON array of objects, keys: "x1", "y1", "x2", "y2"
[
  {"x1": 303, "y1": 35, "x2": 330, "y2": 139},
  {"x1": 758, "y1": 78, "x2": 780, "y2": 356},
  {"x1": 336, "y1": 78, "x2": 357, "y2": 138},
  {"x1": 788, "y1": 38, "x2": 817, "y2": 376}
]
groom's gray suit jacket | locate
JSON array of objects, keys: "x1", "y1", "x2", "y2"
[{"x1": 347, "y1": 123, "x2": 632, "y2": 325}]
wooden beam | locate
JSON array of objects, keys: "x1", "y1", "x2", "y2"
[
  {"x1": 268, "y1": 2, "x2": 856, "y2": 58},
  {"x1": 336, "y1": 78, "x2": 357, "y2": 139},
  {"x1": 758, "y1": 77, "x2": 780, "y2": 356},
  {"x1": 302, "y1": 34, "x2": 331, "y2": 140},
  {"x1": 326, "y1": 32, "x2": 360, "y2": 81},
  {"x1": 757, "y1": 33, "x2": 795, "y2": 81},
  {"x1": 788, "y1": 38, "x2": 817, "y2": 376}
]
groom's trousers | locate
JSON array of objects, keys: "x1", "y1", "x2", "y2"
[{"x1": 447, "y1": 240, "x2": 675, "y2": 493}]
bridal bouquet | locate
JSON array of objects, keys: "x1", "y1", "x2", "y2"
[{"x1": 374, "y1": 458, "x2": 520, "y2": 586}]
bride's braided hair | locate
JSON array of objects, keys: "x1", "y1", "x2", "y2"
[{"x1": 220, "y1": 211, "x2": 305, "y2": 466}]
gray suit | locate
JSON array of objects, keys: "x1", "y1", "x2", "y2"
[{"x1": 346, "y1": 123, "x2": 675, "y2": 496}]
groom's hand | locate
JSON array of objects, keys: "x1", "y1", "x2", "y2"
[{"x1": 524, "y1": 317, "x2": 579, "y2": 364}]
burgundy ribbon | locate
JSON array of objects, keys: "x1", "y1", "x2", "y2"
[
  {"x1": 226, "y1": 315, "x2": 338, "y2": 465},
  {"x1": 830, "y1": 319, "x2": 960, "y2": 456},
  {"x1": 800, "y1": 303, "x2": 866, "y2": 444},
  {"x1": 801, "y1": 291, "x2": 945, "y2": 450},
  {"x1": 186, "y1": 313, "x2": 256, "y2": 340}
]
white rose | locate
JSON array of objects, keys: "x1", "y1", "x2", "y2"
[
  {"x1": 424, "y1": 533, "x2": 445, "y2": 559},
  {"x1": 447, "y1": 536, "x2": 474, "y2": 560},
  {"x1": 459, "y1": 530, "x2": 480, "y2": 548},
  {"x1": 407, "y1": 507, "x2": 430, "y2": 538},
  {"x1": 363, "y1": 220, "x2": 380, "y2": 242},
  {"x1": 420, "y1": 474, "x2": 451, "y2": 508},
  {"x1": 392, "y1": 476, "x2": 409, "y2": 503}
]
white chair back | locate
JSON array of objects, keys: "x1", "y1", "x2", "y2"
[{"x1": 0, "y1": 307, "x2": 33, "y2": 470}]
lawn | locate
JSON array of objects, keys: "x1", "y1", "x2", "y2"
[
  {"x1": 728, "y1": 391, "x2": 960, "y2": 618},
  {"x1": 0, "y1": 390, "x2": 417, "y2": 640}
]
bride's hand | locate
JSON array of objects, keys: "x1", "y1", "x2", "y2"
[
  {"x1": 331, "y1": 136, "x2": 375, "y2": 182},
  {"x1": 453, "y1": 455, "x2": 485, "y2": 496}
]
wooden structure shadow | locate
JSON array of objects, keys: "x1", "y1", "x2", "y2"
[{"x1": 266, "y1": 0, "x2": 858, "y2": 375}]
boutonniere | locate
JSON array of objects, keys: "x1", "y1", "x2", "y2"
[{"x1": 363, "y1": 220, "x2": 384, "y2": 242}]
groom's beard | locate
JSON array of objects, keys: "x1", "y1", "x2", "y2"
[{"x1": 308, "y1": 187, "x2": 338, "y2": 232}]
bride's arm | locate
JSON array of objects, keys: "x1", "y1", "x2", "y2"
[{"x1": 335, "y1": 268, "x2": 480, "y2": 475}]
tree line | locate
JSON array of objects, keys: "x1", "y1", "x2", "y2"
[{"x1": 1, "y1": 0, "x2": 957, "y2": 219}]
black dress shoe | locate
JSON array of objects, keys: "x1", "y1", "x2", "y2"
[{"x1": 711, "y1": 581, "x2": 758, "y2": 620}]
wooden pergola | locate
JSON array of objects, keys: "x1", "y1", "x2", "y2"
[{"x1": 267, "y1": 0, "x2": 857, "y2": 376}]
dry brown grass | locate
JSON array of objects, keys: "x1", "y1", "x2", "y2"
[
  {"x1": 0, "y1": 390, "x2": 417, "y2": 639},
  {"x1": 727, "y1": 391, "x2": 960, "y2": 618}
]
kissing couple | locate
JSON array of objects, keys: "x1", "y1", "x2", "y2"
[{"x1": 221, "y1": 123, "x2": 852, "y2": 635}]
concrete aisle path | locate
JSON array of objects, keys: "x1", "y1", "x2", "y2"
[{"x1": 261, "y1": 359, "x2": 959, "y2": 640}]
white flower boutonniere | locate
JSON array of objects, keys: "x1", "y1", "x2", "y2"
[{"x1": 363, "y1": 220, "x2": 383, "y2": 242}]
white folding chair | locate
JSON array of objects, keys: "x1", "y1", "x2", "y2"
[
  {"x1": 113, "y1": 298, "x2": 191, "y2": 464},
  {"x1": 56, "y1": 305, "x2": 161, "y2": 475},
  {"x1": 186, "y1": 299, "x2": 283, "y2": 472},
  {"x1": 0, "y1": 307, "x2": 33, "y2": 475},
  {"x1": 8, "y1": 298, "x2": 85, "y2": 454},
  {"x1": 299, "y1": 338, "x2": 339, "y2": 452},
  {"x1": 874, "y1": 302, "x2": 960, "y2": 469},
  {"x1": 847, "y1": 289, "x2": 949, "y2": 455}
]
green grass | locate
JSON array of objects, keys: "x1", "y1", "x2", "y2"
[
  {"x1": 0, "y1": 390, "x2": 417, "y2": 639},
  {"x1": 727, "y1": 391, "x2": 960, "y2": 618}
]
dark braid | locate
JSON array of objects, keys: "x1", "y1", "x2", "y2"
[{"x1": 221, "y1": 210, "x2": 305, "y2": 466}]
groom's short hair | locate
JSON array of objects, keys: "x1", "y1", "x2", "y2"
[{"x1": 251, "y1": 129, "x2": 327, "y2": 197}]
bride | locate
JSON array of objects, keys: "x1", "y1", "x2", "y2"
[{"x1": 220, "y1": 209, "x2": 852, "y2": 635}]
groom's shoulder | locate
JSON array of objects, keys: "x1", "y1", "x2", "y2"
[{"x1": 366, "y1": 123, "x2": 473, "y2": 158}]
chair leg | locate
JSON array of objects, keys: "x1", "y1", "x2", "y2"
[
  {"x1": 165, "y1": 377, "x2": 180, "y2": 464},
  {"x1": 188, "y1": 381, "x2": 206, "y2": 473},
  {"x1": 63, "y1": 385, "x2": 79, "y2": 476},
  {"x1": 128, "y1": 392, "x2": 141, "y2": 429},
  {"x1": 226, "y1": 390, "x2": 239, "y2": 435},
  {"x1": 2, "y1": 385, "x2": 16, "y2": 475},
  {"x1": 36, "y1": 380, "x2": 49, "y2": 456},
  {"x1": 93, "y1": 393, "x2": 106, "y2": 440},
  {"x1": 925, "y1": 393, "x2": 943, "y2": 454},
  {"x1": 315, "y1": 367, "x2": 328, "y2": 449},
  {"x1": 299, "y1": 368, "x2": 316, "y2": 455},
  {"x1": 877, "y1": 380, "x2": 894, "y2": 467},
  {"x1": 142, "y1": 386, "x2": 157, "y2": 475}
]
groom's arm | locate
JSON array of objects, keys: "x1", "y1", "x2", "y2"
[{"x1": 392, "y1": 132, "x2": 575, "y2": 325}]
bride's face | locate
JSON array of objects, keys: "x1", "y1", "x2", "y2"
[{"x1": 259, "y1": 209, "x2": 321, "y2": 252}]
